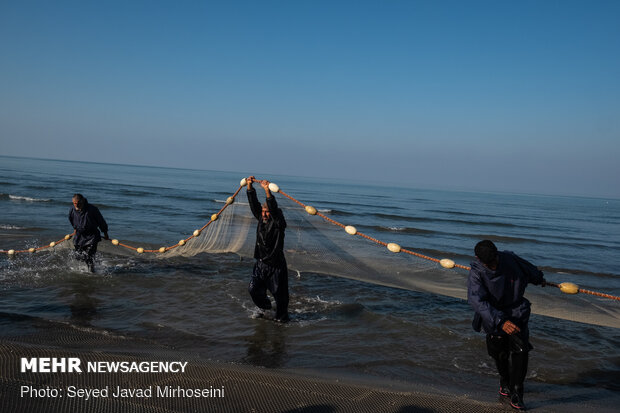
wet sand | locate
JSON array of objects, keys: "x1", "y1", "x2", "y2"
[{"x1": 1, "y1": 321, "x2": 617, "y2": 413}]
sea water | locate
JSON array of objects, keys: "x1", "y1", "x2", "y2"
[{"x1": 1, "y1": 155, "x2": 619, "y2": 393}]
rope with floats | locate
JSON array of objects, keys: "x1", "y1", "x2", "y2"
[
  {"x1": 275, "y1": 185, "x2": 620, "y2": 302},
  {"x1": 2, "y1": 177, "x2": 619, "y2": 302},
  {"x1": 0, "y1": 231, "x2": 76, "y2": 255}
]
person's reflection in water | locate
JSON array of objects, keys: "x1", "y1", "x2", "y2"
[
  {"x1": 67, "y1": 279, "x2": 100, "y2": 326},
  {"x1": 243, "y1": 320, "x2": 289, "y2": 368}
]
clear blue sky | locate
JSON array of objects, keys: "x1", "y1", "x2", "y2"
[{"x1": 1, "y1": 1, "x2": 619, "y2": 198}]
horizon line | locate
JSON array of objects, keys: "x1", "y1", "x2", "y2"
[{"x1": 1, "y1": 154, "x2": 618, "y2": 201}]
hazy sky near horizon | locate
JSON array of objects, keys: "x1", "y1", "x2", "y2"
[{"x1": 1, "y1": 1, "x2": 619, "y2": 198}]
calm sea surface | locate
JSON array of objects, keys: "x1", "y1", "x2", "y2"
[{"x1": 1, "y1": 156, "x2": 619, "y2": 393}]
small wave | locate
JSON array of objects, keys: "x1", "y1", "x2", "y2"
[
  {"x1": 426, "y1": 209, "x2": 491, "y2": 218},
  {"x1": 161, "y1": 194, "x2": 211, "y2": 203},
  {"x1": 305, "y1": 295, "x2": 342, "y2": 306},
  {"x1": 385, "y1": 226, "x2": 434, "y2": 234},
  {"x1": 373, "y1": 212, "x2": 439, "y2": 223},
  {"x1": 360, "y1": 225, "x2": 436, "y2": 235},
  {"x1": 0, "y1": 224, "x2": 24, "y2": 230},
  {"x1": 458, "y1": 233, "x2": 537, "y2": 244},
  {"x1": 25, "y1": 185, "x2": 52, "y2": 191},
  {"x1": 214, "y1": 199, "x2": 249, "y2": 206},
  {"x1": 326, "y1": 209, "x2": 354, "y2": 217},
  {"x1": 118, "y1": 189, "x2": 153, "y2": 197},
  {"x1": 96, "y1": 204, "x2": 132, "y2": 211},
  {"x1": 6, "y1": 194, "x2": 51, "y2": 202},
  {"x1": 374, "y1": 212, "x2": 533, "y2": 229},
  {"x1": 301, "y1": 198, "x2": 393, "y2": 210},
  {"x1": 288, "y1": 295, "x2": 345, "y2": 320},
  {"x1": 457, "y1": 233, "x2": 619, "y2": 251},
  {"x1": 539, "y1": 266, "x2": 619, "y2": 279}
]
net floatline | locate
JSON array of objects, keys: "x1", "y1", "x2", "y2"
[
  {"x1": 2, "y1": 177, "x2": 619, "y2": 306},
  {"x1": 276, "y1": 187, "x2": 620, "y2": 303}
]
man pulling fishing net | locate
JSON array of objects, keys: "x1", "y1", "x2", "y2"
[
  {"x1": 68, "y1": 193, "x2": 109, "y2": 272},
  {"x1": 245, "y1": 176, "x2": 289, "y2": 323},
  {"x1": 468, "y1": 240, "x2": 546, "y2": 411}
]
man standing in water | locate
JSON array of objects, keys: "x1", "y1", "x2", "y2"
[
  {"x1": 68, "y1": 194, "x2": 109, "y2": 272},
  {"x1": 467, "y1": 240, "x2": 546, "y2": 411},
  {"x1": 246, "y1": 176, "x2": 289, "y2": 322}
]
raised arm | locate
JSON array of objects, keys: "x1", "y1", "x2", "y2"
[
  {"x1": 260, "y1": 180, "x2": 272, "y2": 200},
  {"x1": 246, "y1": 176, "x2": 262, "y2": 220},
  {"x1": 260, "y1": 180, "x2": 286, "y2": 228}
]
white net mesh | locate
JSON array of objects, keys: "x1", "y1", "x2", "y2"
[{"x1": 152, "y1": 191, "x2": 620, "y2": 329}]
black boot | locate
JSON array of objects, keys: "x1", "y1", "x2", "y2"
[
  {"x1": 486, "y1": 335, "x2": 511, "y2": 398},
  {"x1": 499, "y1": 379, "x2": 510, "y2": 398},
  {"x1": 508, "y1": 336, "x2": 529, "y2": 409},
  {"x1": 510, "y1": 386, "x2": 526, "y2": 411},
  {"x1": 497, "y1": 357, "x2": 510, "y2": 398}
]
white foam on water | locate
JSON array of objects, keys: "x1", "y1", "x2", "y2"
[
  {"x1": 0, "y1": 224, "x2": 24, "y2": 230},
  {"x1": 8, "y1": 194, "x2": 51, "y2": 202}
]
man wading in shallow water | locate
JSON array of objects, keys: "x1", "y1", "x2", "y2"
[
  {"x1": 68, "y1": 193, "x2": 109, "y2": 272},
  {"x1": 246, "y1": 176, "x2": 289, "y2": 323},
  {"x1": 467, "y1": 240, "x2": 546, "y2": 411}
]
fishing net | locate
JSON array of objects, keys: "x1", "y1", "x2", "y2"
[
  {"x1": 146, "y1": 190, "x2": 619, "y2": 329},
  {"x1": 4, "y1": 183, "x2": 619, "y2": 329}
]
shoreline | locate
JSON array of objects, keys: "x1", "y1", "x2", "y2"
[{"x1": 1, "y1": 322, "x2": 618, "y2": 413}]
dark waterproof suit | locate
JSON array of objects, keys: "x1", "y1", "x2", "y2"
[
  {"x1": 68, "y1": 200, "x2": 108, "y2": 271},
  {"x1": 247, "y1": 188, "x2": 289, "y2": 321},
  {"x1": 467, "y1": 251, "x2": 544, "y2": 397}
]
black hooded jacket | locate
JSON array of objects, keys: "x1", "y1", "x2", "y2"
[
  {"x1": 68, "y1": 199, "x2": 108, "y2": 247},
  {"x1": 247, "y1": 188, "x2": 286, "y2": 267},
  {"x1": 467, "y1": 251, "x2": 544, "y2": 334}
]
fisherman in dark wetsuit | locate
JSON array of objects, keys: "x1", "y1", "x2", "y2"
[
  {"x1": 467, "y1": 240, "x2": 546, "y2": 411},
  {"x1": 246, "y1": 176, "x2": 289, "y2": 322},
  {"x1": 68, "y1": 194, "x2": 109, "y2": 272}
]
